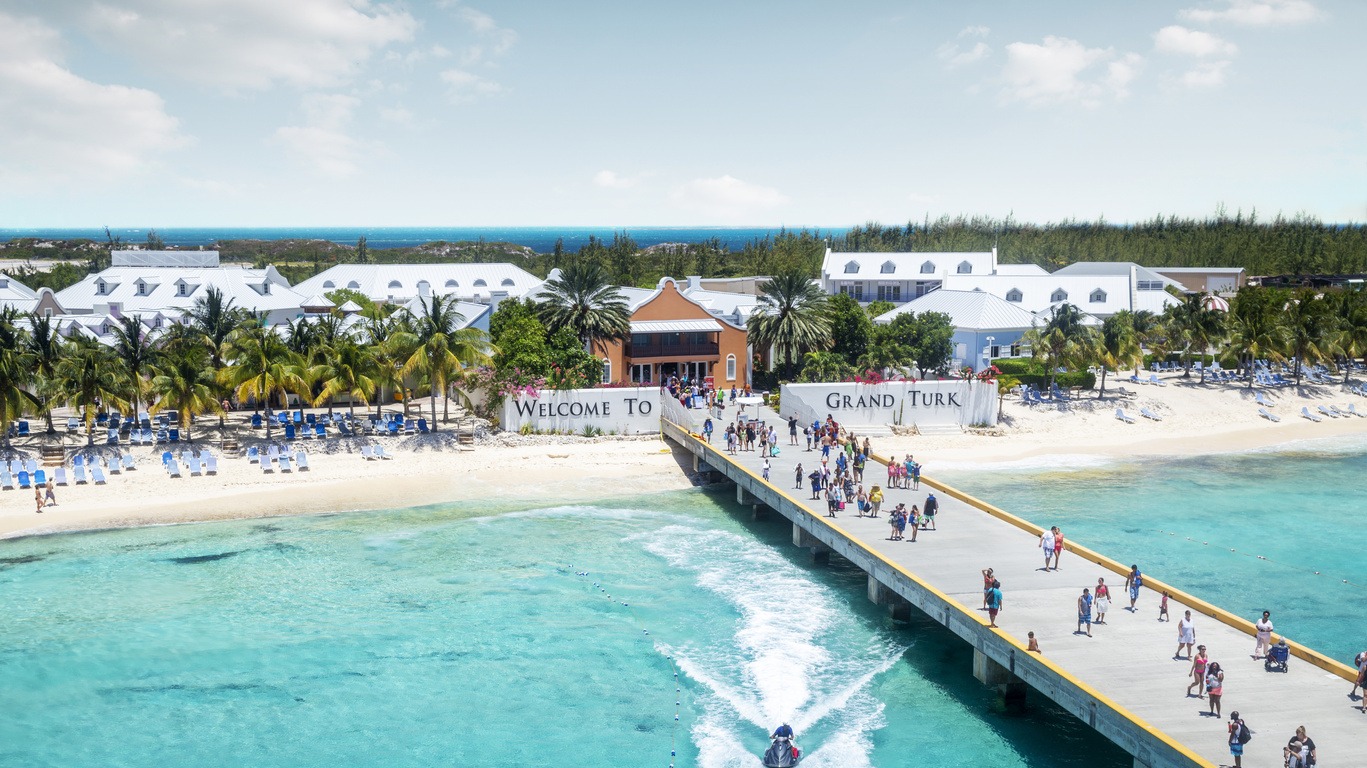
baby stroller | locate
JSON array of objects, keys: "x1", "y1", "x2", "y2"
[{"x1": 1264, "y1": 640, "x2": 1290, "y2": 673}]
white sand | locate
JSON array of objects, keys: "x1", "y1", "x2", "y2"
[{"x1": 7, "y1": 373, "x2": 1367, "y2": 539}]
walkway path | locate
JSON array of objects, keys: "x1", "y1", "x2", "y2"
[{"x1": 674, "y1": 404, "x2": 1362, "y2": 768}]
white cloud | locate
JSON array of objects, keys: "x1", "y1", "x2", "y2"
[
  {"x1": 670, "y1": 175, "x2": 789, "y2": 221},
  {"x1": 959, "y1": 25, "x2": 991, "y2": 38},
  {"x1": 273, "y1": 93, "x2": 363, "y2": 178},
  {"x1": 1180, "y1": 60, "x2": 1233, "y2": 87},
  {"x1": 0, "y1": 13, "x2": 184, "y2": 183},
  {"x1": 1001, "y1": 36, "x2": 1142, "y2": 106},
  {"x1": 439, "y1": 69, "x2": 502, "y2": 101},
  {"x1": 938, "y1": 26, "x2": 992, "y2": 67},
  {"x1": 593, "y1": 170, "x2": 638, "y2": 189},
  {"x1": 82, "y1": 0, "x2": 417, "y2": 90},
  {"x1": 1154, "y1": 25, "x2": 1238, "y2": 57},
  {"x1": 1179, "y1": 0, "x2": 1320, "y2": 25},
  {"x1": 453, "y1": 5, "x2": 518, "y2": 67}
]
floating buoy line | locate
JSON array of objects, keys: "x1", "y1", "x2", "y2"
[
  {"x1": 560, "y1": 565, "x2": 686, "y2": 767},
  {"x1": 1154, "y1": 529, "x2": 1365, "y2": 590}
]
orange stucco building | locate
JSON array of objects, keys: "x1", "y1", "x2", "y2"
[{"x1": 593, "y1": 278, "x2": 750, "y2": 387}]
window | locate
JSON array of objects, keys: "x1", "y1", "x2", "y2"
[
  {"x1": 920, "y1": 261, "x2": 936, "y2": 274},
  {"x1": 1050, "y1": 288, "x2": 1068, "y2": 303},
  {"x1": 957, "y1": 260, "x2": 973, "y2": 274},
  {"x1": 387, "y1": 280, "x2": 402, "y2": 289},
  {"x1": 322, "y1": 281, "x2": 335, "y2": 289},
  {"x1": 416, "y1": 280, "x2": 431, "y2": 294},
  {"x1": 1006, "y1": 288, "x2": 1023, "y2": 303},
  {"x1": 876, "y1": 285, "x2": 902, "y2": 302},
  {"x1": 601, "y1": 359, "x2": 612, "y2": 384},
  {"x1": 880, "y1": 261, "x2": 896, "y2": 274},
  {"x1": 473, "y1": 279, "x2": 487, "y2": 287},
  {"x1": 135, "y1": 280, "x2": 147, "y2": 296},
  {"x1": 501, "y1": 278, "x2": 515, "y2": 286},
  {"x1": 346, "y1": 281, "x2": 360, "y2": 290},
  {"x1": 663, "y1": 332, "x2": 681, "y2": 347},
  {"x1": 726, "y1": 354, "x2": 736, "y2": 380},
  {"x1": 630, "y1": 333, "x2": 649, "y2": 347},
  {"x1": 96, "y1": 280, "x2": 107, "y2": 295},
  {"x1": 177, "y1": 282, "x2": 189, "y2": 297},
  {"x1": 445, "y1": 279, "x2": 459, "y2": 288},
  {"x1": 843, "y1": 261, "x2": 860, "y2": 274},
  {"x1": 43, "y1": 308, "x2": 52, "y2": 319},
  {"x1": 1089, "y1": 289, "x2": 1107, "y2": 303},
  {"x1": 1137, "y1": 280, "x2": 1164, "y2": 291}
]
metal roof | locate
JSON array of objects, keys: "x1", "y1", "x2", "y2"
[
  {"x1": 874, "y1": 290, "x2": 1041, "y2": 331},
  {"x1": 630, "y1": 319, "x2": 723, "y2": 333},
  {"x1": 821, "y1": 247, "x2": 997, "y2": 280},
  {"x1": 293, "y1": 263, "x2": 543, "y2": 302}
]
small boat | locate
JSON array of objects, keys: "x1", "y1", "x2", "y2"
[{"x1": 762, "y1": 725, "x2": 800, "y2": 767}]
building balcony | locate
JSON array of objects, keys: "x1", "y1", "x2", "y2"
[{"x1": 626, "y1": 341, "x2": 720, "y2": 359}]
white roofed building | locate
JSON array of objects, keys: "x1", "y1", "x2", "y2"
[
  {"x1": 292, "y1": 263, "x2": 542, "y2": 309},
  {"x1": 0, "y1": 273, "x2": 40, "y2": 313},
  {"x1": 874, "y1": 289, "x2": 1042, "y2": 370},
  {"x1": 820, "y1": 247, "x2": 1000, "y2": 304}
]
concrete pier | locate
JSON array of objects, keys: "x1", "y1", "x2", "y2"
[{"x1": 661, "y1": 413, "x2": 1361, "y2": 768}]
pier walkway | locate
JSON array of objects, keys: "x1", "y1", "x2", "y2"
[{"x1": 662, "y1": 405, "x2": 1362, "y2": 768}]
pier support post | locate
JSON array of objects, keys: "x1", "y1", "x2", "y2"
[
  {"x1": 792, "y1": 523, "x2": 831, "y2": 564},
  {"x1": 751, "y1": 504, "x2": 766, "y2": 521},
  {"x1": 737, "y1": 485, "x2": 750, "y2": 505},
  {"x1": 973, "y1": 649, "x2": 1012, "y2": 686},
  {"x1": 867, "y1": 575, "x2": 912, "y2": 620}
]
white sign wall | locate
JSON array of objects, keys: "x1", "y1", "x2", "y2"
[
  {"x1": 503, "y1": 387, "x2": 661, "y2": 435},
  {"x1": 780, "y1": 380, "x2": 997, "y2": 428}
]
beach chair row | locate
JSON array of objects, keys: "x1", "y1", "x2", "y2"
[
  {"x1": 1114, "y1": 407, "x2": 1162, "y2": 424},
  {"x1": 1, "y1": 455, "x2": 121, "y2": 489},
  {"x1": 160, "y1": 450, "x2": 219, "y2": 478},
  {"x1": 245, "y1": 446, "x2": 312, "y2": 473},
  {"x1": 1127, "y1": 374, "x2": 1167, "y2": 387},
  {"x1": 1295, "y1": 404, "x2": 1364, "y2": 423}
]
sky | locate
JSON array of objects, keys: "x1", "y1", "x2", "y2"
[{"x1": 0, "y1": 0, "x2": 1363, "y2": 227}]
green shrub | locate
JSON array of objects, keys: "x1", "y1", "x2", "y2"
[
  {"x1": 1013, "y1": 372, "x2": 1096, "y2": 390},
  {"x1": 991, "y1": 358, "x2": 1040, "y2": 375}
]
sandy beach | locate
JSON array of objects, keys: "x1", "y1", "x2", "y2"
[{"x1": 6, "y1": 373, "x2": 1367, "y2": 540}]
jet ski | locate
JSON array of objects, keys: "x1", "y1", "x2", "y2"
[{"x1": 762, "y1": 725, "x2": 800, "y2": 767}]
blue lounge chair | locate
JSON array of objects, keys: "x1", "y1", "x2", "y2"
[
  {"x1": 168, "y1": 428, "x2": 180, "y2": 443},
  {"x1": 247, "y1": 446, "x2": 260, "y2": 463},
  {"x1": 17, "y1": 471, "x2": 31, "y2": 488},
  {"x1": 300, "y1": 423, "x2": 313, "y2": 440},
  {"x1": 417, "y1": 418, "x2": 429, "y2": 434},
  {"x1": 33, "y1": 468, "x2": 46, "y2": 484},
  {"x1": 92, "y1": 466, "x2": 107, "y2": 484},
  {"x1": 293, "y1": 410, "x2": 303, "y2": 424},
  {"x1": 314, "y1": 424, "x2": 326, "y2": 439},
  {"x1": 338, "y1": 421, "x2": 354, "y2": 437},
  {"x1": 404, "y1": 419, "x2": 416, "y2": 435},
  {"x1": 17, "y1": 421, "x2": 29, "y2": 437},
  {"x1": 284, "y1": 424, "x2": 296, "y2": 441},
  {"x1": 107, "y1": 429, "x2": 119, "y2": 445},
  {"x1": 305, "y1": 413, "x2": 317, "y2": 426},
  {"x1": 251, "y1": 413, "x2": 263, "y2": 429},
  {"x1": 96, "y1": 413, "x2": 109, "y2": 427},
  {"x1": 387, "y1": 421, "x2": 400, "y2": 436}
]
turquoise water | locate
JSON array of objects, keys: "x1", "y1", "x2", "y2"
[
  {"x1": 935, "y1": 438, "x2": 1367, "y2": 664},
  {"x1": 0, "y1": 490, "x2": 1125, "y2": 768}
]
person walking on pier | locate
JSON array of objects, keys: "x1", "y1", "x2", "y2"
[
  {"x1": 1039, "y1": 527, "x2": 1056, "y2": 571},
  {"x1": 868, "y1": 485, "x2": 883, "y2": 518},
  {"x1": 1125, "y1": 565, "x2": 1143, "y2": 611},
  {"x1": 809, "y1": 470, "x2": 821, "y2": 500},
  {"x1": 907, "y1": 505, "x2": 920, "y2": 542},
  {"x1": 1076, "y1": 587, "x2": 1093, "y2": 637},
  {"x1": 1187, "y1": 645, "x2": 1208, "y2": 698},
  {"x1": 1253, "y1": 610, "x2": 1274, "y2": 660},
  {"x1": 986, "y1": 580, "x2": 1002, "y2": 628},
  {"x1": 922, "y1": 494, "x2": 938, "y2": 530},
  {"x1": 794, "y1": 463, "x2": 804, "y2": 490},
  {"x1": 1354, "y1": 650, "x2": 1367, "y2": 709},
  {"x1": 1226, "y1": 711, "x2": 1246, "y2": 768},
  {"x1": 1094, "y1": 578, "x2": 1111, "y2": 624},
  {"x1": 1287, "y1": 725, "x2": 1316, "y2": 767},
  {"x1": 982, "y1": 568, "x2": 995, "y2": 610},
  {"x1": 1176, "y1": 610, "x2": 1197, "y2": 659},
  {"x1": 762, "y1": 457, "x2": 770, "y2": 481},
  {"x1": 788, "y1": 416, "x2": 798, "y2": 446},
  {"x1": 1051, "y1": 526, "x2": 1064, "y2": 570},
  {"x1": 1205, "y1": 661, "x2": 1224, "y2": 717}
]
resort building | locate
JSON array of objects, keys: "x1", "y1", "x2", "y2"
[
  {"x1": 1152, "y1": 266, "x2": 1246, "y2": 294},
  {"x1": 0, "y1": 273, "x2": 40, "y2": 313},
  {"x1": 292, "y1": 263, "x2": 542, "y2": 309},
  {"x1": 593, "y1": 277, "x2": 750, "y2": 387},
  {"x1": 873, "y1": 289, "x2": 1043, "y2": 370},
  {"x1": 819, "y1": 248, "x2": 1007, "y2": 303},
  {"x1": 55, "y1": 250, "x2": 306, "y2": 325}
]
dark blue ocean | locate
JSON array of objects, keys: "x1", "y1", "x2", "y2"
[{"x1": 0, "y1": 227, "x2": 843, "y2": 252}]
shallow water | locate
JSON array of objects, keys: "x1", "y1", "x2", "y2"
[
  {"x1": 936, "y1": 439, "x2": 1367, "y2": 664},
  {"x1": 0, "y1": 490, "x2": 1126, "y2": 767}
]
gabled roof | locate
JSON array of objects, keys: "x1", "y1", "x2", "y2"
[
  {"x1": 301, "y1": 293, "x2": 335, "y2": 308},
  {"x1": 1052, "y1": 261, "x2": 1181, "y2": 288},
  {"x1": 874, "y1": 289, "x2": 1041, "y2": 331},
  {"x1": 55, "y1": 265, "x2": 305, "y2": 316},
  {"x1": 293, "y1": 263, "x2": 542, "y2": 302},
  {"x1": 939, "y1": 273, "x2": 1152, "y2": 316},
  {"x1": 0, "y1": 273, "x2": 39, "y2": 310},
  {"x1": 394, "y1": 296, "x2": 491, "y2": 330},
  {"x1": 1033, "y1": 303, "x2": 1103, "y2": 327},
  {"x1": 821, "y1": 248, "x2": 997, "y2": 280}
]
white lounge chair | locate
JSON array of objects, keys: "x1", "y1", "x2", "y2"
[
  {"x1": 1255, "y1": 392, "x2": 1274, "y2": 407},
  {"x1": 205, "y1": 455, "x2": 219, "y2": 474},
  {"x1": 1317, "y1": 405, "x2": 1338, "y2": 419},
  {"x1": 1300, "y1": 407, "x2": 1322, "y2": 423},
  {"x1": 167, "y1": 460, "x2": 182, "y2": 478},
  {"x1": 1147, "y1": 375, "x2": 1166, "y2": 387},
  {"x1": 92, "y1": 466, "x2": 107, "y2": 484},
  {"x1": 122, "y1": 454, "x2": 136, "y2": 471},
  {"x1": 1115, "y1": 408, "x2": 1136, "y2": 424},
  {"x1": 107, "y1": 456, "x2": 121, "y2": 475},
  {"x1": 73, "y1": 465, "x2": 88, "y2": 484},
  {"x1": 360, "y1": 445, "x2": 375, "y2": 461},
  {"x1": 374, "y1": 445, "x2": 393, "y2": 460},
  {"x1": 279, "y1": 455, "x2": 293, "y2": 473},
  {"x1": 0, "y1": 469, "x2": 12, "y2": 490},
  {"x1": 1140, "y1": 407, "x2": 1163, "y2": 421},
  {"x1": 1348, "y1": 403, "x2": 1365, "y2": 418},
  {"x1": 261, "y1": 456, "x2": 274, "y2": 474},
  {"x1": 189, "y1": 457, "x2": 203, "y2": 476},
  {"x1": 54, "y1": 467, "x2": 68, "y2": 485},
  {"x1": 1116, "y1": 387, "x2": 1138, "y2": 399},
  {"x1": 247, "y1": 446, "x2": 260, "y2": 464},
  {"x1": 295, "y1": 451, "x2": 310, "y2": 471},
  {"x1": 1259, "y1": 408, "x2": 1281, "y2": 422}
]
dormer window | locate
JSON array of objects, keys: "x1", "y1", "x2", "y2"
[
  {"x1": 135, "y1": 280, "x2": 148, "y2": 296},
  {"x1": 445, "y1": 279, "x2": 459, "y2": 288},
  {"x1": 322, "y1": 280, "x2": 335, "y2": 289},
  {"x1": 0, "y1": 279, "x2": 8, "y2": 289},
  {"x1": 920, "y1": 261, "x2": 935, "y2": 274},
  {"x1": 1089, "y1": 289, "x2": 1107, "y2": 303},
  {"x1": 388, "y1": 280, "x2": 402, "y2": 289},
  {"x1": 501, "y1": 278, "x2": 515, "y2": 286},
  {"x1": 1006, "y1": 288, "x2": 1023, "y2": 303},
  {"x1": 473, "y1": 279, "x2": 487, "y2": 287},
  {"x1": 957, "y1": 260, "x2": 973, "y2": 274},
  {"x1": 96, "y1": 280, "x2": 108, "y2": 295},
  {"x1": 880, "y1": 261, "x2": 895, "y2": 274},
  {"x1": 843, "y1": 261, "x2": 859, "y2": 274},
  {"x1": 176, "y1": 281, "x2": 189, "y2": 297},
  {"x1": 1050, "y1": 288, "x2": 1068, "y2": 303},
  {"x1": 346, "y1": 281, "x2": 360, "y2": 290}
]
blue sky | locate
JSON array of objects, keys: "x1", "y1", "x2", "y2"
[{"x1": 0, "y1": 0, "x2": 1362, "y2": 227}]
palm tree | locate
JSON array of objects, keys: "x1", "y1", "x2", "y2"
[
  {"x1": 52, "y1": 337, "x2": 129, "y2": 445},
  {"x1": 1022, "y1": 304, "x2": 1093, "y2": 388},
  {"x1": 1166, "y1": 294, "x2": 1226, "y2": 382},
  {"x1": 363, "y1": 311, "x2": 417, "y2": 420},
  {"x1": 24, "y1": 313, "x2": 63, "y2": 434},
  {"x1": 148, "y1": 346, "x2": 224, "y2": 441},
  {"x1": 536, "y1": 262, "x2": 631, "y2": 354},
  {"x1": 182, "y1": 287, "x2": 249, "y2": 428},
  {"x1": 1128, "y1": 310, "x2": 1162, "y2": 376},
  {"x1": 748, "y1": 270, "x2": 832, "y2": 379},
  {"x1": 402, "y1": 295, "x2": 494, "y2": 428},
  {"x1": 221, "y1": 324, "x2": 310, "y2": 439},
  {"x1": 311, "y1": 337, "x2": 379, "y2": 417},
  {"x1": 0, "y1": 309, "x2": 38, "y2": 445},
  {"x1": 1283, "y1": 289, "x2": 1335, "y2": 385},
  {"x1": 1225, "y1": 288, "x2": 1288, "y2": 388},
  {"x1": 1096, "y1": 310, "x2": 1141, "y2": 397},
  {"x1": 110, "y1": 314, "x2": 157, "y2": 420}
]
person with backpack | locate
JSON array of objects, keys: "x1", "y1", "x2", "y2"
[
  {"x1": 923, "y1": 493, "x2": 938, "y2": 530},
  {"x1": 1353, "y1": 650, "x2": 1367, "y2": 705},
  {"x1": 1227, "y1": 711, "x2": 1250, "y2": 768}
]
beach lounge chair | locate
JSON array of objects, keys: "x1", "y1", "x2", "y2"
[
  {"x1": 168, "y1": 428, "x2": 180, "y2": 443},
  {"x1": 34, "y1": 468, "x2": 46, "y2": 485},
  {"x1": 247, "y1": 446, "x2": 260, "y2": 463},
  {"x1": 26, "y1": 459, "x2": 37, "y2": 474},
  {"x1": 107, "y1": 457, "x2": 121, "y2": 475},
  {"x1": 1114, "y1": 387, "x2": 1137, "y2": 399},
  {"x1": 107, "y1": 429, "x2": 119, "y2": 445},
  {"x1": 189, "y1": 457, "x2": 203, "y2": 476},
  {"x1": 1348, "y1": 403, "x2": 1365, "y2": 417},
  {"x1": 17, "y1": 471, "x2": 31, "y2": 488},
  {"x1": 1317, "y1": 405, "x2": 1338, "y2": 419},
  {"x1": 284, "y1": 424, "x2": 296, "y2": 441},
  {"x1": 6, "y1": 459, "x2": 18, "y2": 476},
  {"x1": 72, "y1": 455, "x2": 84, "y2": 468},
  {"x1": 387, "y1": 421, "x2": 400, "y2": 436},
  {"x1": 300, "y1": 423, "x2": 313, "y2": 440},
  {"x1": 1147, "y1": 375, "x2": 1166, "y2": 386},
  {"x1": 95, "y1": 412, "x2": 109, "y2": 428},
  {"x1": 16, "y1": 421, "x2": 29, "y2": 437},
  {"x1": 1114, "y1": 408, "x2": 1136, "y2": 424},
  {"x1": 73, "y1": 465, "x2": 88, "y2": 484},
  {"x1": 1328, "y1": 405, "x2": 1348, "y2": 418},
  {"x1": 417, "y1": 418, "x2": 429, "y2": 434},
  {"x1": 279, "y1": 455, "x2": 293, "y2": 473},
  {"x1": 267, "y1": 445, "x2": 281, "y2": 464},
  {"x1": 360, "y1": 445, "x2": 374, "y2": 461},
  {"x1": 251, "y1": 413, "x2": 263, "y2": 429},
  {"x1": 295, "y1": 451, "x2": 310, "y2": 471},
  {"x1": 402, "y1": 419, "x2": 415, "y2": 435},
  {"x1": 305, "y1": 413, "x2": 317, "y2": 426},
  {"x1": 66, "y1": 417, "x2": 80, "y2": 432},
  {"x1": 1300, "y1": 407, "x2": 1322, "y2": 422},
  {"x1": 122, "y1": 454, "x2": 136, "y2": 471},
  {"x1": 92, "y1": 466, "x2": 107, "y2": 484},
  {"x1": 374, "y1": 445, "x2": 393, "y2": 460},
  {"x1": 337, "y1": 420, "x2": 354, "y2": 437},
  {"x1": 205, "y1": 455, "x2": 219, "y2": 475},
  {"x1": 1255, "y1": 392, "x2": 1274, "y2": 407},
  {"x1": 54, "y1": 467, "x2": 67, "y2": 486},
  {"x1": 167, "y1": 460, "x2": 182, "y2": 478},
  {"x1": 261, "y1": 457, "x2": 273, "y2": 474},
  {"x1": 0, "y1": 468, "x2": 12, "y2": 490},
  {"x1": 314, "y1": 424, "x2": 326, "y2": 439}
]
